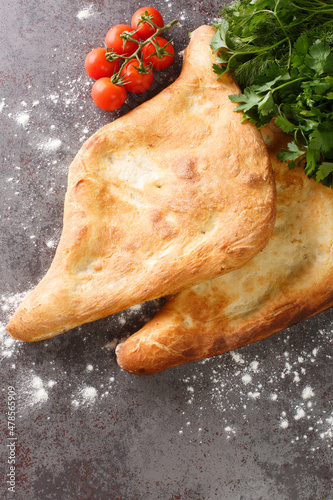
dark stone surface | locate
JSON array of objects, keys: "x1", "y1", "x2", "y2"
[{"x1": 0, "y1": 1, "x2": 332, "y2": 499}]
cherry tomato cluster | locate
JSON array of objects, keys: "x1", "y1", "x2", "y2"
[{"x1": 84, "y1": 7, "x2": 177, "y2": 111}]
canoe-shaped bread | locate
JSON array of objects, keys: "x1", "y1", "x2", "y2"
[
  {"x1": 7, "y1": 26, "x2": 276, "y2": 342},
  {"x1": 116, "y1": 123, "x2": 333, "y2": 374}
]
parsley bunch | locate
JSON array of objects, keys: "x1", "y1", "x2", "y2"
[{"x1": 211, "y1": 0, "x2": 333, "y2": 187}]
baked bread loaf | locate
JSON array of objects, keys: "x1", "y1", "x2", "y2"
[
  {"x1": 116, "y1": 122, "x2": 333, "y2": 375},
  {"x1": 7, "y1": 25, "x2": 276, "y2": 342}
]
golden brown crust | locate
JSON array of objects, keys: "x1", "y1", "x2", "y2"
[
  {"x1": 116, "y1": 122, "x2": 333, "y2": 375},
  {"x1": 6, "y1": 25, "x2": 276, "y2": 342}
]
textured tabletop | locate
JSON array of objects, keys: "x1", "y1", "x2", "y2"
[{"x1": 0, "y1": 1, "x2": 332, "y2": 499}]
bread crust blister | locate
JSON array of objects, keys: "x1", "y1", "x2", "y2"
[
  {"x1": 7, "y1": 26, "x2": 276, "y2": 342},
  {"x1": 116, "y1": 123, "x2": 333, "y2": 375}
]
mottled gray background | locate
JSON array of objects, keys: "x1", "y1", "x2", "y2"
[{"x1": 0, "y1": 1, "x2": 332, "y2": 499}]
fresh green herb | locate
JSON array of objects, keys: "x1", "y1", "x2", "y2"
[{"x1": 211, "y1": 0, "x2": 333, "y2": 187}]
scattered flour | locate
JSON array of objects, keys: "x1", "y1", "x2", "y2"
[
  {"x1": 242, "y1": 374, "x2": 252, "y2": 385},
  {"x1": 38, "y1": 138, "x2": 62, "y2": 152},
  {"x1": 248, "y1": 391, "x2": 261, "y2": 399},
  {"x1": 320, "y1": 417, "x2": 333, "y2": 439},
  {"x1": 104, "y1": 338, "x2": 121, "y2": 351},
  {"x1": 118, "y1": 316, "x2": 126, "y2": 326},
  {"x1": 295, "y1": 408, "x2": 306, "y2": 420},
  {"x1": 250, "y1": 360, "x2": 259, "y2": 372},
  {"x1": 31, "y1": 376, "x2": 49, "y2": 403},
  {"x1": 230, "y1": 351, "x2": 245, "y2": 364},
  {"x1": 71, "y1": 385, "x2": 98, "y2": 407},
  {"x1": 302, "y1": 386, "x2": 314, "y2": 400},
  {"x1": 129, "y1": 304, "x2": 142, "y2": 312},
  {"x1": 280, "y1": 419, "x2": 289, "y2": 429},
  {"x1": 15, "y1": 112, "x2": 30, "y2": 126},
  {"x1": 82, "y1": 386, "x2": 97, "y2": 399},
  {"x1": 15, "y1": 372, "x2": 56, "y2": 408},
  {"x1": 77, "y1": 5, "x2": 94, "y2": 20},
  {"x1": 32, "y1": 376, "x2": 44, "y2": 389},
  {"x1": 0, "y1": 290, "x2": 32, "y2": 318}
]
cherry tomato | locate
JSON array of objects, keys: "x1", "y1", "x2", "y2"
[
  {"x1": 131, "y1": 7, "x2": 164, "y2": 40},
  {"x1": 141, "y1": 37, "x2": 175, "y2": 70},
  {"x1": 105, "y1": 24, "x2": 140, "y2": 58},
  {"x1": 120, "y1": 59, "x2": 154, "y2": 94},
  {"x1": 84, "y1": 48, "x2": 119, "y2": 80},
  {"x1": 91, "y1": 78, "x2": 127, "y2": 111}
]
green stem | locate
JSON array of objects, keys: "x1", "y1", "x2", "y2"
[
  {"x1": 242, "y1": 7, "x2": 292, "y2": 67},
  {"x1": 109, "y1": 19, "x2": 180, "y2": 84},
  {"x1": 289, "y1": 1, "x2": 333, "y2": 13},
  {"x1": 271, "y1": 77, "x2": 303, "y2": 94},
  {"x1": 272, "y1": 4, "x2": 292, "y2": 68}
]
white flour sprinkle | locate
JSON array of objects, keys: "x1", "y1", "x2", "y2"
[
  {"x1": 86, "y1": 364, "x2": 94, "y2": 372},
  {"x1": 248, "y1": 391, "x2": 260, "y2": 399},
  {"x1": 46, "y1": 240, "x2": 56, "y2": 248},
  {"x1": 118, "y1": 316, "x2": 126, "y2": 326},
  {"x1": 320, "y1": 417, "x2": 333, "y2": 439},
  {"x1": 39, "y1": 138, "x2": 62, "y2": 152},
  {"x1": 250, "y1": 360, "x2": 259, "y2": 372},
  {"x1": 224, "y1": 426, "x2": 236, "y2": 435},
  {"x1": 230, "y1": 351, "x2": 245, "y2": 364},
  {"x1": 105, "y1": 338, "x2": 120, "y2": 351},
  {"x1": 72, "y1": 385, "x2": 98, "y2": 408},
  {"x1": 4, "y1": 336, "x2": 15, "y2": 348},
  {"x1": 81, "y1": 386, "x2": 97, "y2": 400},
  {"x1": 0, "y1": 98, "x2": 5, "y2": 112},
  {"x1": 280, "y1": 419, "x2": 289, "y2": 429},
  {"x1": 295, "y1": 408, "x2": 306, "y2": 420},
  {"x1": 48, "y1": 93, "x2": 59, "y2": 104},
  {"x1": 1, "y1": 290, "x2": 32, "y2": 315},
  {"x1": 242, "y1": 374, "x2": 252, "y2": 385},
  {"x1": 302, "y1": 386, "x2": 314, "y2": 400},
  {"x1": 32, "y1": 376, "x2": 44, "y2": 389},
  {"x1": 77, "y1": 5, "x2": 93, "y2": 20},
  {"x1": 28, "y1": 375, "x2": 49, "y2": 405},
  {"x1": 129, "y1": 304, "x2": 142, "y2": 312},
  {"x1": 34, "y1": 388, "x2": 48, "y2": 403},
  {"x1": 16, "y1": 112, "x2": 30, "y2": 126}
]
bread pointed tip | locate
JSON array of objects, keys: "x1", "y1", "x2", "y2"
[
  {"x1": 115, "y1": 340, "x2": 166, "y2": 376},
  {"x1": 115, "y1": 321, "x2": 198, "y2": 376},
  {"x1": 115, "y1": 341, "x2": 151, "y2": 376},
  {"x1": 5, "y1": 276, "x2": 76, "y2": 342}
]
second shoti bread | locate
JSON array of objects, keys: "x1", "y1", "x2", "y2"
[{"x1": 116, "y1": 123, "x2": 333, "y2": 375}]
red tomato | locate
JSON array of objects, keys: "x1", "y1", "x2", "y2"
[
  {"x1": 131, "y1": 7, "x2": 164, "y2": 40},
  {"x1": 141, "y1": 37, "x2": 175, "y2": 70},
  {"x1": 105, "y1": 24, "x2": 140, "y2": 58},
  {"x1": 120, "y1": 59, "x2": 154, "y2": 93},
  {"x1": 84, "y1": 48, "x2": 119, "y2": 80},
  {"x1": 91, "y1": 78, "x2": 127, "y2": 111}
]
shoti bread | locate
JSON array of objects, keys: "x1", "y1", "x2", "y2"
[
  {"x1": 7, "y1": 25, "x2": 276, "y2": 342},
  {"x1": 116, "y1": 122, "x2": 333, "y2": 375}
]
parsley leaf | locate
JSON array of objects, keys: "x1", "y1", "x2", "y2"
[
  {"x1": 277, "y1": 141, "x2": 305, "y2": 170},
  {"x1": 211, "y1": 0, "x2": 333, "y2": 187}
]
